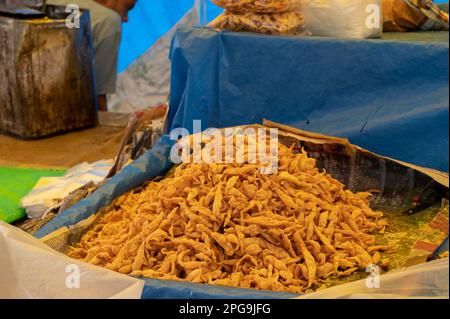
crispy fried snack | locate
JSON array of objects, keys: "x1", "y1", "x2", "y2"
[
  {"x1": 208, "y1": 10, "x2": 306, "y2": 35},
  {"x1": 68, "y1": 144, "x2": 388, "y2": 293},
  {"x1": 211, "y1": 0, "x2": 303, "y2": 13}
]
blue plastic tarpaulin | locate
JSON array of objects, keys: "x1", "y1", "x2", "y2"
[
  {"x1": 119, "y1": 0, "x2": 223, "y2": 72},
  {"x1": 34, "y1": 136, "x2": 175, "y2": 239},
  {"x1": 169, "y1": 28, "x2": 449, "y2": 172}
]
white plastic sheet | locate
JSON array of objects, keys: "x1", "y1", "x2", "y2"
[
  {"x1": 303, "y1": 0, "x2": 383, "y2": 39},
  {"x1": 1, "y1": 219, "x2": 447, "y2": 299},
  {"x1": 0, "y1": 221, "x2": 144, "y2": 299},
  {"x1": 298, "y1": 258, "x2": 449, "y2": 299},
  {"x1": 108, "y1": 5, "x2": 200, "y2": 113}
]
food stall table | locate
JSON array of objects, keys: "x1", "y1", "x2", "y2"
[{"x1": 169, "y1": 28, "x2": 449, "y2": 172}]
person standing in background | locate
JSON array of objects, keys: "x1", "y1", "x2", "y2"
[{"x1": 48, "y1": 0, "x2": 137, "y2": 111}]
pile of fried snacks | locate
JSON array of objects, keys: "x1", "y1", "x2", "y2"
[
  {"x1": 208, "y1": 10, "x2": 306, "y2": 35},
  {"x1": 69, "y1": 143, "x2": 389, "y2": 293},
  {"x1": 211, "y1": 0, "x2": 303, "y2": 13}
]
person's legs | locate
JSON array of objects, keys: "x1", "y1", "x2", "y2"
[{"x1": 48, "y1": 0, "x2": 122, "y2": 111}]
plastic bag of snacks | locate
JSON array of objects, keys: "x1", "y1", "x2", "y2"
[
  {"x1": 208, "y1": 10, "x2": 307, "y2": 34},
  {"x1": 211, "y1": 0, "x2": 303, "y2": 13}
]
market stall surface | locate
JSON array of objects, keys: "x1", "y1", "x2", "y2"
[
  {"x1": 0, "y1": 113, "x2": 128, "y2": 223},
  {"x1": 33, "y1": 128, "x2": 449, "y2": 299}
]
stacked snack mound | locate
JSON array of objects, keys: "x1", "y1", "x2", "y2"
[
  {"x1": 208, "y1": 0, "x2": 307, "y2": 35},
  {"x1": 68, "y1": 132, "x2": 390, "y2": 294}
]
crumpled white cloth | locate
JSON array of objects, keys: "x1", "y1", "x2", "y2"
[
  {"x1": 20, "y1": 160, "x2": 114, "y2": 219},
  {"x1": 0, "y1": 221, "x2": 145, "y2": 299}
]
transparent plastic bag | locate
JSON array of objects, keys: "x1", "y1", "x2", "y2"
[
  {"x1": 208, "y1": 10, "x2": 307, "y2": 34},
  {"x1": 297, "y1": 258, "x2": 449, "y2": 299},
  {"x1": 0, "y1": 221, "x2": 145, "y2": 298},
  {"x1": 211, "y1": 0, "x2": 303, "y2": 13}
]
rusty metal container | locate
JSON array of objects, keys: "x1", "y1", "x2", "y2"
[{"x1": 0, "y1": 4, "x2": 98, "y2": 139}]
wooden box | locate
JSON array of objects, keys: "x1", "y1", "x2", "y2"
[{"x1": 0, "y1": 5, "x2": 97, "y2": 139}]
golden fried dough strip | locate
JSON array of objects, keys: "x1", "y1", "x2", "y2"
[{"x1": 293, "y1": 231, "x2": 316, "y2": 288}]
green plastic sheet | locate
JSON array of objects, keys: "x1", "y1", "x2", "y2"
[{"x1": 0, "y1": 167, "x2": 66, "y2": 223}]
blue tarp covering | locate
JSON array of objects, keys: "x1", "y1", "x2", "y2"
[
  {"x1": 119, "y1": 0, "x2": 223, "y2": 72},
  {"x1": 169, "y1": 28, "x2": 449, "y2": 172},
  {"x1": 34, "y1": 136, "x2": 175, "y2": 238},
  {"x1": 140, "y1": 276, "x2": 297, "y2": 299}
]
